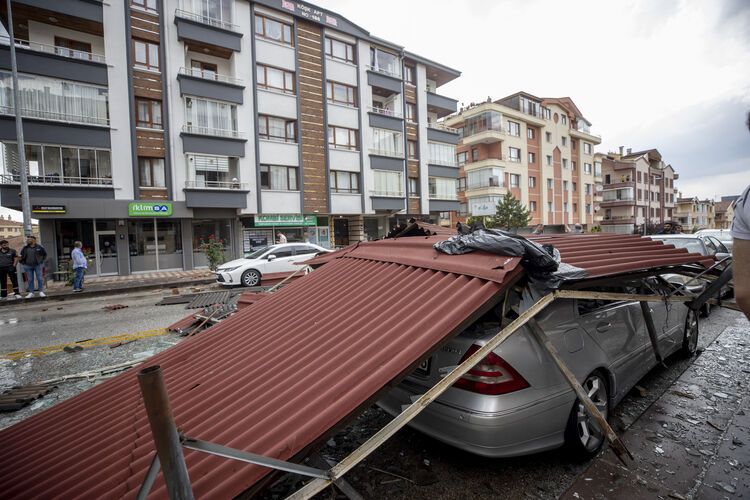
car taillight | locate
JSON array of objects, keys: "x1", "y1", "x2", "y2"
[{"x1": 453, "y1": 344, "x2": 530, "y2": 395}]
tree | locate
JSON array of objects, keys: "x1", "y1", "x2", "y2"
[
  {"x1": 465, "y1": 215, "x2": 496, "y2": 229},
  {"x1": 493, "y1": 192, "x2": 531, "y2": 232}
]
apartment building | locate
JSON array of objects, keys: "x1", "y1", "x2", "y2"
[
  {"x1": 0, "y1": 214, "x2": 36, "y2": 239},
  {"x1": 675, "y1": 196, "x2": 715, "y2": 231},
  {"x1": 445, "y1": 92, "x2": 603, "y2": 232},
  {"x1": 596, "y1": 148, "x2": 678, "y2": 234},
  {"x1": 715, "y1": 195, "x2": 739, "y2": 230},
  {"x1": 0, "y1": 0, "x2": 459, "y2": 276}
]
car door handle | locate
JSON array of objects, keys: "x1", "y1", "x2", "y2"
[{"x1": 596, "y1": 322, "x2": 612, "y2": 333}]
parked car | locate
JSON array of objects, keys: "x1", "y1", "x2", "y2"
[
  {"x1": 215, "y1": 243, "x2": 330, "y2": 287},
  {"x1": 696, "y1": 229, "x2": 733, "y2": 251},
  {"x1": 378, "y1": 277, "x2": 697, "y2": 458}
]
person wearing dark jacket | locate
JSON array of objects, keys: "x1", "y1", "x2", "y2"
[
  {"x1": 0, "y1": 239, "x2": 22, "y2": 300},
  {"x1": 19, "y1": 235, "x2": 47, "y2": 298}
]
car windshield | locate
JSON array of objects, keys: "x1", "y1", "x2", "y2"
[
  {"x1": 245, "y1": 246, "x2": 276, "y2": 259},
  {"x1": 654, "y1": 238, "x2": 704, "y2": 255}
]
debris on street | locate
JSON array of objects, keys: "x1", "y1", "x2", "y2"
[{"x1": 0, "y1": 384, "x2": 57, "y2": 412}]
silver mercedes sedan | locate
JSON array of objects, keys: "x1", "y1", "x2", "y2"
[{"x1": 378, "y1": 276, "x2": 697, "y2": 458}]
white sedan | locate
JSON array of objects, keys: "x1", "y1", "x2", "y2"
[{"x1": 215, "y1": 243, "x2": 330, "y2": 287}]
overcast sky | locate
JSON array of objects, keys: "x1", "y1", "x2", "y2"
[{"x1": 1, "y1": 0, "x2": 748, "y2": 220}]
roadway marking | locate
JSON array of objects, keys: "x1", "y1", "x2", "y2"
[{"x1": 1, "y1": 328, "x2": 170, "y2": 361}]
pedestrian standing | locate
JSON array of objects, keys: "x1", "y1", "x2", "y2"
[
  {"x1": 71, "y1": 241, "x2": 87, "y2": 293},
  {"x1": 19, "y1": 235, "x2": 47, "y2": 298},
  {"x1": 0, "y1": 239, "x2": 22, "y2": 300},
  {"x1": 277, "y1": 232, "x2": 287, "y2": 244}
]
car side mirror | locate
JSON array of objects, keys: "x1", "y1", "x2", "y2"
[
  {"x1": 715, "y1": 252, "x2": 730, "y2": 261},
  {"x1": 267, "y1": 254, "x2": 276, "y2": 261}
]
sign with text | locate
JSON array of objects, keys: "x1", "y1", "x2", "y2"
[
  {"x1": 128, "y1": 202, "x2": 173, "y2": 217},
  {"x1": 32, "y1": 205, "x2": 65, "y2": 214},
  {"x1": 281, "y1": 1, "x2": 339, "y2": 26},
  {"x1": 255, "y1": 214, "x2": 317, "y2": 227},
  {"x1": 470, "y1": 200, "x2": 496, "y2": 217}
]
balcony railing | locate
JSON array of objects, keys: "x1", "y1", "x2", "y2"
[
  {"x1": 368, "y1": 148, "x2": 404, "y2": 158},
  {"x1": 370, "y1": 189, "x2": 404, "y2": 197},
  {"x1": 367, "y1": 65, "x2": 401, "y2": 79},
  {"x1": 185, "y1": 180, "x2": 247, "y2": 190},
  {"x1": 182, "y1": 124, "x2": 245, "y2": 139},
  {"x1": 427, "y1": 122, "x2": 459, "y2": 134},
  {"x1": 428, "y1": 158, "x2": 458, "y2": 167},
  {"x1": 178, "y1": 67, "x2": 243, "y2": 86},
  {"x1": 429, "y1": 193, "x2": 458, "y2": 200},
  {"x1": 466, "y1": 180, "x2": 504, "y2": 190},
  {"x1": 0, "y1": 36, "x2": 106, "y2": 64},
  {"x1": 0, "y1": 173, "x2": 113, "y2": 186},
  {"x1": 175, "y1": 9, "x2": 238, "y2": 31},
  {"x1": 368, "y1": 106, "x2": 403, "y2": 119},
  {"x1": 0, "y1": 105, "x2": 109, "y2": 126}
]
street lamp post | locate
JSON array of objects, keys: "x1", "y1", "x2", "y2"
[{"x1": 5, "y1": 0, "x2": 33, "y2": 237}]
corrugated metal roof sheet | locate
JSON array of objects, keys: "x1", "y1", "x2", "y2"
[{"x1": 0, "y1": 233, "x2": 711, "y2": 499}]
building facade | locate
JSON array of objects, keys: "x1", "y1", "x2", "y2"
[
  {"x1": 596, "y1": 148, "x2": 678, "y2": 234},
  {"x1": 0, "y1": 0, "x2": 460, "y2": 276},
  {"x1": 444, "y1": 93, "x2": 603, "y2": 232},
  {"x1": 675, "y1": 196, "x2": 715, "y2": 231},
  {"x1": 0, "y1": 214, "x2": 37, "y2": 239}
]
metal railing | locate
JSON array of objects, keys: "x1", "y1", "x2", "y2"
[
  {"x1": 370, "y1": 189, "x2": 404, "y2": 197},
  {"x1": 368, "y1": 148, "x2": 404, "y2": 158},
  {"x1": 367, "y1": 65, "x2": 401, "y2": 79},
  {"x1": 185, "y1": 180, "x2": 247, "y2": 190},
  {"x1": 0, "y1": 173, "x2": 113, "y2": 186},
  {"x1": 0, "y1": 36, "x2": 106, "y2": 64},
  {"x1": 466, "y1": 180, "x2": 504, "y2": 190},
  {"x1": 368, "y1": 106, "x2": 403, "y2": 119},
  {"x1": 181, "y1": 124, "x2": 245, "y2": 139},
  {"x1": 428, "y1": 193, "x2": 458, "y2": 200},
  {"x1": 174, "y1": 9, "x2": 238, "y2": 31},
  {"x1": 178, "y1": 67, "x2": 243, "y2": 86},
  {"x1": 427, "y1": 122, "x2": 459, "y2": 134},
  {"x1": 0, "y1": 105, "x2": 109, "y2": 126},
  {"x1": 428, "y1": 158, "x2": 458, "y2": 167}
]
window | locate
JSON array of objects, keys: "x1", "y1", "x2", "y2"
[
  {"x1": 583, "y1": 142, "x2": 592, "y2": 154},
  {"x1": 529, "y1": 176, "x2": 536, "y2": 188},
  {"x1": 546, "y1": 155, "x2": 552, "y2": 166},
  {"x1": 258, "y1": 115, "x2": 296, "y2": 142},
  {"x1": 545, "y1": 131, "x2": 551, "y2": 142},
  {"x1": 428, "y1": 142, "x2": 456, "y2": 165},
  {"x1": 585, "y1": 183, "x2": 592, "y2": 195},
  {"x1": 562, "y1": 158, "x2": 568, "y2": 169},
  {"x1": 547, "y1": 178, "x2": 553, "y2": 189},
  {"x1": 572, "y1": 182, "x2": 577, "y2": 192},
  {"x1": 458, "y1": 177, "x2": 466, "y2": 191},
  {"x1": 260, "y1": 165, "x2": 298, "y2": 190},
  {"x1": 467, "y1": 167, "x2": 503, "y2": 188},
  {"x1": 637, "y1": 171, "x2": 642, "y2": 182},
  {"x1": 563, "y1": 201, "x2": 568, "y2": 212},
  {"x1": 547, "y1": 201, "x2": 553, "y2": 211},
  {"x1": 257, "y1": 64, "x2": 295, "y2": 94},
  {"x1": 191, "y1": 60, "x2": 218, "y2": 80},
  {"x1": 471, "y1": 148, "x2": 479, "y2": 162},
  {"x1": 405, "y1": 102, "x2": 416, "y2": 122},
  {"x1": 373, "y1": 170, "x2": 403, "y2": 196},
  {"x1": 133, "y1": 39, "x2": 159, "y2": 71},
  {"x1": 429, "y1": 177, "x2": 458, "y2": 199},
  {"x1": 507, "y1": 120, "x2": 520, "y2": 137},
  {"x1": 528, "y1": 152, "x2": 536, "y2": 164},
  {"x1": 508, "y1": 147, "x2": 521, "y2": 162},
  {"x1": 135, "y1": 98, "x2": 162, "y2": 129},
  {"x1": 325, "y1": 37, "x2": 355, "y2": 63},
  {"x1": 138, "y1": 158, "x2": 165, "y2": 188},
  {"x1": 131, "y1": 0, "x2": 157, "y2": 11},
  {"x1": 573, "y1": 202, "x2": 578, "y2": 212},
  {"x1": 464, "y1": 111, "x2": 502, "y2": 136},
  {"x1": 638, "y1": 189, "x2": 643, "y2": 200},
  {"x1": 327, "y1": 81, "x2": 356, "y2": 106},
  {"x1": 328, "y1": 126, "x2": 358, "y2": 150},
  {"x1": 189, "y1": 154, "x2": 238, "y2": 187},
  {"x1": 572, "y1": 139, "x2": 576, "y2": 150},
  {"x1": 509, "y1": 174, "x2": 520, "y2": 187},
  {"x1": 373, "y1": 129, "x2": 404, "y2": 157},
  {"x1": 404, "y1": 65, "x2": 415, "y2": 85},
  {"x1": 543, "y1": 108, "x2": 551, "y2": 120},
  {"x1": 561, "y1": 136, "x2": 567, "y2": 147},
  {"x1": 561, "y1": 115, "x2": 568, "y2": 125},
  {"x1": 563, "y1": 180, "x2": 569, "y2": 191},
  {"x1": 1, "y1": 141, "x2": 111, "y2": 183},
  {"x1": 54, "y1": 37, "x2": 92, "y2": 59},
  {"x1": 407, "y1": 140, "x2": 418, "y2": 159},
  {"x1": 530, "y1": 201, "x2": 537, "y2": 212},
  {"x1": 330, "y1": 170, "x2": 359, "y2": 193},
  {"x1": 586, "y1": 203, "x2": 591, "y2": 214},
  {"x1": 527, "y1": 128, "x2": 535, "y2": 139},
  {"x1": 584, "y1": 162, "x2": 592, "y2": 174},
  {"x1": 184, "y1": 97, "x2": 238, "y2": 136},
  {"x1": 190, "y1": 0, "x2": 233, "y2": 25},
  {"x1": 572, "y1": 161, "x2": 577, "y2": 171},
  {"x1": 255, "y1": 14, "x2": 293, "y2": 46},
  {"x1": 456, "y1": 151, "x2": 467, "y2": 165},
  {"x1": 369, "y1": 47, "x2": 400, "y2": 77},
  {"x1": 409, "y1": 177, "x2": 419, "y2": 197}
]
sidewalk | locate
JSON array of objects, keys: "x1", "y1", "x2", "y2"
[
  {"x1": 1, "y1": 269, "x2": 216, "y2": 305},
  {"x1": 563, "y1": 317, "x2": 750, "y2": 499}
]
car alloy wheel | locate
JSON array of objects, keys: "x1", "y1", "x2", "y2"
[
  {"x1": 681, "y1": 309, "x2": 699, "y2": 356},
  {"x1": 241, "y1": 270, "x2": 261, "y2": 287},
  {"x1": 576, "y1": 373, "x2": 608, "y2": 453}
]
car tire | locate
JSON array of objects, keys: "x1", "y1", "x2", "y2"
[
  {"x1": 241, "y1": 269, "x2": 261, "y2": 287},
  {"x1": 679, "y1": 308, "x2": 699, "y2": 357},
  {"x1": 700, "y1": 301, "x2": 711, "y2": 317},
  {"x1": 564, "y1": 371, "x2": 609, "y2": 460}
]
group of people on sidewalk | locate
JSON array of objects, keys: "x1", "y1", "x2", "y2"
[{"x1": 0, "y1": 236, "x2": 88, "y2": 300}]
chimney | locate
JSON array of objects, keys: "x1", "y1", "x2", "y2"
[
  {"x1": 618, "y1": 146, "x2": 624, "y2": 156},
  {"x1": 626, "y1": 148, "x2": 632, "y2": 155}
]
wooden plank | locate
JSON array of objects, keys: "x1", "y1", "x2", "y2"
[{"x1": 555, "y1": 289, "x2": 691, "y2": 303}]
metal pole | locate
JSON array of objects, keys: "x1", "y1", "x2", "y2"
[
  {"x1": 640, "y1": 301, "x2": 664, "y2": 366},
  {"x1": 5, "y1": 0, "x2": 32, "y2": 236},
  {"x1": 138, "y1": 365, "x2": 194, "y2": 500}
]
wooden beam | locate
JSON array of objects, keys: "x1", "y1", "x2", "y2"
[
  {"x1": 555, "y1": 289, "x2": 691, "y2": 303},
  {"x1": 640, "y1": 301, "x2": 665, "y2": 366}
]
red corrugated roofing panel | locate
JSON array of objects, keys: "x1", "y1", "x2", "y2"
[{"x1": 0, "y1": 233, "x2": 710, "y2": 499}]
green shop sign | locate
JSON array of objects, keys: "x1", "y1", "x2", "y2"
[
  {"x1": 256, "y1": 214, "x2": 317, "y2": 227},
  {"x1": 128, "y1": 202, "x2": 173, "y2": 217}
]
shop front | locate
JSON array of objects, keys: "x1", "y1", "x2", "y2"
[{"x1": 241, "y1": 214, "x2": 331, "y2": 253}]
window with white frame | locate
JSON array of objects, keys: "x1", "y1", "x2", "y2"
[
  {"x1": 563, "y1": 201, "x2": 568, "y2": 212},
  {"x1": 0, "y1": 141, "x2": 112, "y2": 183},
  {"x1": 369, "y1": 47, "x2": 401, "y2": 77},
  {"x1": 372, "y1": 129, "x2": 404, "y2": 157},
  {"x1": 563, "y1": 180, "x2": 569, "y2": 191},
  {"x1": 546, "y1": 155, "x2": 552, "y2": 166},
  {"x1": 547, "y1": 178, "x2": 553, "y2": 189},
  {"x1": 509, "y1": 174, "x2": 520, "y2": 187},
  {"x1": 428, "y1": 142, "x2": 456, "y2": 166},
  {"x1": 545, "y1": 131, "x2": 551, "y2": 142},
  {"x1": 330, "y1": 170, "x2": 359, "y2": 193},
  {"x1": 528, "y1": 152, "x2": 536, "y2": 164},
  {"x1": 188, "y1": 154, "x2": 239, "y2": 188},
  {"x1": 528, "y1": 176, "x2": 536, "y2": 188},
  {"x1": 529, "y1": 200, "x2": 537, "y2": 212},
  {"x1": 561, "y1": 136, "x2": 567, "y2": 147},
  {"x1": 506, "y1": 120, "x2": 520, "y2": 137},
  {"x1": 429, "y1": 176, "x2": 458, "y2": 199},
  {"x1": 372, "y1": 170, "x2": 403, "y2": 196},
  {"x1": 584, "y1": 162, "x2": 592, "y2": 174},
  {"x1": 585, "y1": 183, "x2": 592, "y2": 195},
  {"x1": 583, "y1": 142, "x2": 592, "y2": 154},
  {"x1": 467, "y1": 167, "x2": 503, "y2": 189},
  {"x1": 562, "y1": 158, "x2": 568, "y2": 169},
  {"x1": 527, "y1": 127, "x2": 535, "y2": 139},
  {"x1": 561, "y1": 115, "x2": 567, "y2": 125},
  {"x1": 408, "y1": 177, "x2": 419, "y2": 197},
  {"x1": 184, "y1": 97, "x2": 238, "y2": 136},
  {"x1": 508, "y1": 147, "x2": 521, "y2": 162},
  {"x1": 543, "y1": 108, "x2": 551, "y2": 120},
  {"x1": 456, "y1": 151, "x2": 467, "y2": 165},
  {"x1": 547, "y1": 201, "x2": 553, "y2": 211},
  {"x1": 189, "y1": 0, "x2": 233, "y2": 25},
  {"x1": 133, "y1": 39, "x2": 159, "y2": 71},
  {"x1": 260, "y1": 164, "x2": 298, "y2": 191}
]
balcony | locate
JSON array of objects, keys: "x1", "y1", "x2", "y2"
[
  {"x1": 15, "y1": 0, "x2": 103, "y2": 23},
  {"x1": 462, "y1": 128, "x2": 505, "y2": 146},
  {"x1": 427, "y1": 122, "x2": 460, "y2": 144},
  {"x1": 368, "y1": 106, "x2": 403, "y2": 132},
  {"x1": 600, "y1": 216, "x2": 636, "y2": 225},
  {"x1": 0, "y1": 172, "x2": 113, "y2": 207},
  {"x1": 0, "y1": 173, "x2": 112, "y2": 187},
  {"x1": 367, "y1": 68, "x2": 401, "y2": 94},
  {"x1": 603, "y1": 180, "x2": 635, "y2": 189},
  {"x1": 570, "y1": 126, "x2": 602, "y2": 143},
  {"x1": 181, "y1": 124, "x2": 246, "y2": 157},
  {"x1": 370, "y1": 189, "x2": 405, "y2": 211},
  {"x1": 174, "y1": 9, "x2": 242, "y2": 54},
  {"x1": 184, "y1": 180, "x2": 249, "y2": 208},
  {"x1": 426, "y1": 91, "x2": 457, "y2": 118},
  {"x1": 177, "y1": 67, "x2": 244, "y2": 104},
  {"x1": 600, "y1": 197, "x2": 636, "y2": 208}
]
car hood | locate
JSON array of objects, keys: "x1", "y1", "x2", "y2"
[{"x1": 217, "y1": 258, "x2": 256, "y2": 270}]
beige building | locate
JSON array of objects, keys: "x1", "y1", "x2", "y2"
[
  {"x1": 445, "y1": 92, "x2": 602, "y2": 231},
  {"x1": 0, "y1": 215, "x2": 38, "y2": 239},
  {"x1": 596, "y1": 148, "x2": 678, "y2": 234},
  {"x1": 714, "y1": 198, "x2": 736, "y2": 230},
  {"x1": 675, "y1": 196, "x2": 715, "y2": 231}
]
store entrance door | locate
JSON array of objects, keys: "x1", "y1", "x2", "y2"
[
  {"x1": 333, "y1": 218, "x2": 349, "y2": 247},
  {"x1": 95, "y1": 231, "x2": 118, "y2": 275}
]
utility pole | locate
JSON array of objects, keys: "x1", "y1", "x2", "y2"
[{"x1": 5, "y1": 0, "x2": 32, "y2": 237}]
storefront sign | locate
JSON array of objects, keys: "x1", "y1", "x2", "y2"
[
  {"x1": 255, "y1": 214, "x2": 317, "y2": 227},
  {"x1": 32, "y1": 205, "x2": 65, "y2": 214},
  {"x1": 128, "y1": 202, "x2": 173, "y2": 217}
]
